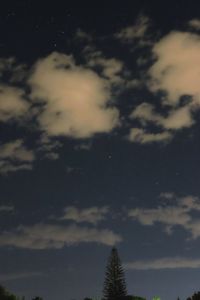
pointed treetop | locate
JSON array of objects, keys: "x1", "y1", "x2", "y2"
[{"x1": 103, "y1": 247, "x2": 127, "y2": 300}]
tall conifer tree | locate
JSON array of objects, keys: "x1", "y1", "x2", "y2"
[{"x1": 103, "y1": 247, "x2": 127, "y2": 300}]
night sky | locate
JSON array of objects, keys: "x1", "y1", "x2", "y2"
[{"x1": 1, "y1": 1, "x2": 200, "y2": 299}]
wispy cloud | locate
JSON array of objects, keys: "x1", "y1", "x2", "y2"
[
  {"x1": 128, "y1": 194, "x2": 200, "y2": 239},
  {"x1": 0, "y1": 57, "x2": 27, "y2": 83},
  {"x1": 128, "y1": 128, "x2": 172, "y2": 144},
  {"x1": 59, "y1": 206, "x2": 109, "y2": 224},
  {"x1": 0, "y1": 140, "x2": 34, "y2": 161},
  {"x1": 0, "y1": 205, "x2": 14, "y2": 212},
  {"x1": 115, "y1": 15, "x2": 151, "y2": 44},
  {"x1": 36, "y1": 134, "x2": 62, "y2": 160},
  {"x1": 0, "y1": 271, "x2": 44, "y2": 282},
  {"x1": 131, "y1": 102, "x2": 194, "y2": 130},
  {"x1": 124, "y1": 257, "x2": 200, "y2": 270},
  {"x1": 0, "y1": 85, "x2": 29, "y2": 122},
  {"x1": 188, "y1": 19, "x2": 200, "y2": 30},
  {"x1": 75, "y1": 29, "x2": 93, "y2": 42},
  {"x1": 86, "y1": 52, "x2": 124, "y2": 85},
  {"x1": 74, "y1": 142, "x2": 92, "y2": 151},
  {"x1": 0, "y1": 140, "x2": 35, "y2": 175},
  {"x1": 0, "y1": 161, "x2": 33, "y2": 174},
  {"x1": 0, "y1": 223, "x2": 122, "y2": 249},
  {"x1": 128, "y1": 101, "x2": 194, "y2": 144}
]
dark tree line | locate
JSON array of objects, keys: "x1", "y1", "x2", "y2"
[
  {"x1": 187, "y1": 292, "x2": 200, "y2": 300},
  {"x1": 1, "y1": 248, "x2": 200, "y2": 300},
  {"x1": 0, "y1": 285, "x2": 21, "y2": 300},
  {"x1": 0, "y1": 286, "x2": 43, "y2": 300}
]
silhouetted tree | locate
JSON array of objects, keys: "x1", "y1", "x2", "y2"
[
  {"x1": 32, "y1": 297, "x2": 43, "y2": 300},
  {"x1": 103, "y1": 247, "x2": 127, "y2": 300},
  {"x1": 0, "y1": 285, "x2": 19, "y2": 300},
  {"x1": 187, "y1": 292, "x2": 200, "y2": 300}
]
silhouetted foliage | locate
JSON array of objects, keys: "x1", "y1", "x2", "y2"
[
  {"x1": 32, "y1": 297, "x2": 43, "y2": 300},
  {"x1": 187, "y1": 292, "x2": 200, "y2": 300},
  {"x1": 103, "y1": 247, "x2": 127, "y2": 300},
  {"x1": 116, "y1": 296, "x2": 145, "y2": 300},
  {"x1": 0, "y1": 285, "x2": 20, "y2": 300}
]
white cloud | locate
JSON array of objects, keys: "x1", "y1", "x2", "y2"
[
  {"x1": 124, "y1": 257, "x2": 200, "y2": 270},
  {"x1": 148, "y1": 31, "x2": 200, "y2": 107},
  {"x1": 128, "y1": 128, "x2": 172, "y2": 144},
  {"x1": 0, "y1": 140, "x2": 35, "y2": 175},
  {"x1": 60, "y1": 206, "x2": 109, "y2": 224},
  {"x1": 29, "y1": 52, "x2": 119, "y2": 138},
  {"x1": 0, "y1": 85, "x2": 29, "y2": 122},
  {"x1": 128, "y1": 194, "x2": 200, "y2": 239},
  {"x1": 0, "y1": 223, "x2": 122, "y2": 249},
  {"x1": 116, "y1": 15, "x2": 150, "y2": 42},
  {"x1": 128, "y1": 30, "x2": 200, "y2": 143}
]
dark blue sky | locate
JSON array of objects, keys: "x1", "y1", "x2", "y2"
[{"x1": 1, "y1": 1, "x2": 200, "y2": 300}]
